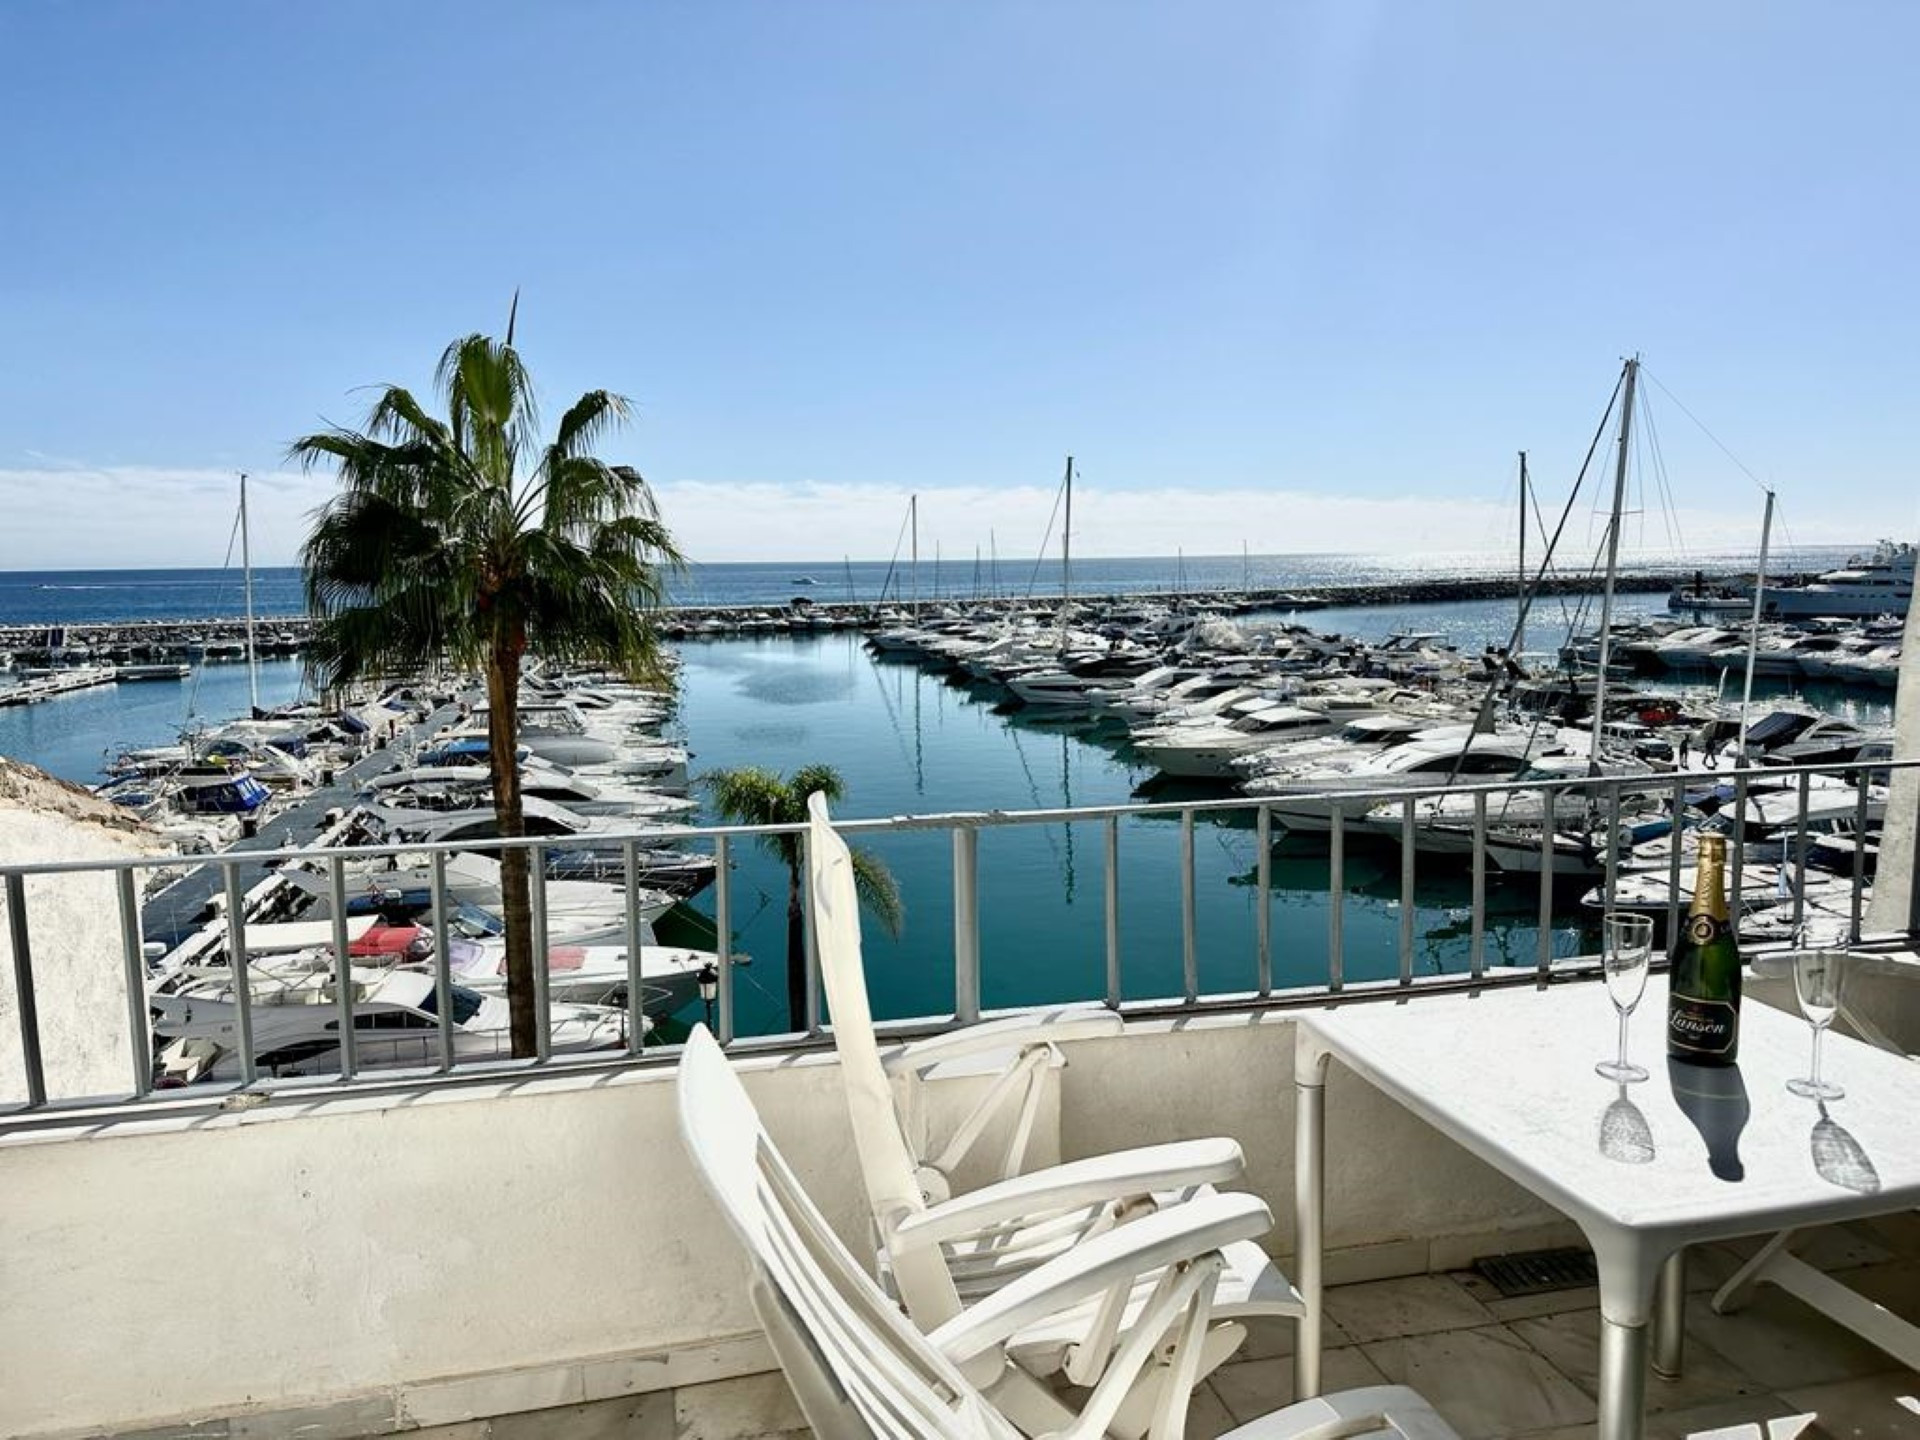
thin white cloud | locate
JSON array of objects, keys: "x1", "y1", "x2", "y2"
[
  {"x1": 0, "y1": 466, "x2": 333, "y2": 570},
  {"x1": 647, "y1": 478, "x2": 1876, "y2": 564},
  {"x1": 0, "y1": 466, "x2": 1891, "y2": 570}
]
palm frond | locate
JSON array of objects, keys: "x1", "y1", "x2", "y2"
[
  {"x1": 791, "y1": 765, "x2": 845, "y2": 805},
  {"x1": 703, "y1": 766, "x2": 802, "y2": 869},
  {"x1": 848, "y1": 845, "x2": 905, "y2": 938}
]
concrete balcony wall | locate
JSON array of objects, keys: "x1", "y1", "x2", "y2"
[
  {"x1": 7, "y1": 1007, "x2": 1630, "y2": 1440},
  {"x1": 0, "y1": 1048, "x2": 1053, "y2": 1440}
]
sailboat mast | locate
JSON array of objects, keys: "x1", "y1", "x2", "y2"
[
  {"x1": 910, "y1": 494, "x2": 919, "y2": 618},
  {"x1": 239, "y1": 472, "x2": 258, "y2": 714},
  {"x1": 1516, "y1": 451, "x2": 1528, "y2": 658},
  {"x1": 1590, "y1": 358, "x2": 1638, "y2": 772},
  {"x1": 1737, "y1": 489, "x2": 1776, "y2": 765},
  {"x1": 1062, "y1": 456, "x2": 1073, "y2": 609}
]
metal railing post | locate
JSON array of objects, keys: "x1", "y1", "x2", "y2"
[
  {"x1": 1180, "y1": 808, "x2": 1198, "y2": 1003},
  {"x1": 530, "y1": 844, "x2": 551, "y2": 1062},
  {"x1": 1327, "y1": 803, "x2": 1345, "y2": 992},
  {"x1": 1104, "y1": 817, "x2": 1121, "y2": 1008},
  {"x1": 1730, "y1": 771, "x2": 1750, "y2": 935},
  {"x1": 1792, "y1": 771, "x2": 1811, "y2": 934},
  {"x1": 622, "y1": 840, "x2": 646, "y2": 1054},
  {"x1": 714, "y1": 834, "x2": 735, "y2": 1045},
  {"x1": 329, "y1": 856, "x2": 356, "y2": 1080},
  {"x1": 1603, "y1": 782, "x2": 1622, "y2": 919},
  {"x1": 222, "y1": 862, "x2": 256, "y2": 1087},
  {"x1": 5, "y1": 874, "x2": 46, "y2": 1107},
  {"x1": 1536, "y1": 787, "x2": 1556, "y2": 972},
  {"x1": 952, "y1": 826, "x2": 981, "y2": 1024},
  {"x1": 1666, "y1": 776, "x2": 1687, "y2": 961},
  {"x1": 430, "y1": 851, "x2": 455, "y2": 1073},
  {"x1": 115, "y1": 869, "x2": 151, "y2": 1098},
  {"x1": 1400, "y1": 797, "x2": 1416, "y2": 984},
  {"x1": 1469, "y1": 791, "x2": 1487, "y2": 979},
  {"x1": 1851, "y1": 780, "x2": 1869, "y2": 942},
  {"x1": 801, "y1": 826, "x2": 821, "y2": 1035},
  {"x1": 1255, "y1": 805, "x2": 1272, "y2": 997}
]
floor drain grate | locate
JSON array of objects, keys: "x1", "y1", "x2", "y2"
[{"x1": 1472, "y1": 1247, "x2": 1599, "y2": 1298}]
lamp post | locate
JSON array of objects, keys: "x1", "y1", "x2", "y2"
[{"x1": 697, "y1": 962, "x2": 719, "y2": 1032}]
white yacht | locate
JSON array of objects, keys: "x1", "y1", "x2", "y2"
[
  {"x1": 1767, "y1": 539, "x2": 1914, "y2": 619},
  {"x1": 1248, "y1": 732, "x2": 1542, "y2": 832},
  {"x1": 150, "y1": 970, "x2": 632, "y2": 1082},
  {"x1": 1131, "y1": 702, "x2": 1348, "y2": 779}
]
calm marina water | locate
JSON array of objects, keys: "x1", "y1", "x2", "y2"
[
  {"x1": 668, "y1": 598, "x2": 1894, "y2": 1036},
  {"x1": 0, "y1": 569, "x2": 1895, "y2": 1038}
]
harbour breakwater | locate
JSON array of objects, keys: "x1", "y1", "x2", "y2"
[{"x1": 0, "y1": 568, "x2": 1704, "y2": 662}]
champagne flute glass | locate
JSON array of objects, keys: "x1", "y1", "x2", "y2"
[
  {"x1": 1596, "y1": 913, "x2": 1654, "y2": 1083},
  {"x1": 1788, "y1": 915, "x2": 1848, "y2": 1100}
]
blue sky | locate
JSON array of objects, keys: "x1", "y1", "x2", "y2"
[{"x1": 2, "y1": 1, "x2": 1915, "y2": 566}]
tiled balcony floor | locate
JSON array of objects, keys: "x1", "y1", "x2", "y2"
[
  {"x1": 423, "y1": 1216, "x2": 1917, "y2": 1439},
  {"x1": 1186, "y1": 1215, "x2": 1920, "y2": 1439}
]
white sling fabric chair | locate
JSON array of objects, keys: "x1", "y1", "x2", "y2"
[
  {"x1": 804, "y1": 795, "x2": 1300, "y2": 1384},
  {"x1": 677, "y1": 1024, "x2": 1460, "y2": 1440}
]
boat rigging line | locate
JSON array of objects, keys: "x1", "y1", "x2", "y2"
[{"x1": 1023, "y1": 461, "x2": 1071, "y2": 600}]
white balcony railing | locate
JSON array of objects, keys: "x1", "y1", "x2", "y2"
[{"x1": 2, "y1": 756, "x2": 1909, "y2": 1122}]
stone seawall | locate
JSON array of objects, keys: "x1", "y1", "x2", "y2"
[{"x1": 0, "y1": 568, "x2": 1732, "y2": 659}]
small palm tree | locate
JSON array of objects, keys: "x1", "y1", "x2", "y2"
[
  {"x1": 294, "y1": 328, "x2": 682, "y2": 1058},
  {"x1": 704, "y1": 764, "x2": 903, "y2": 1031}
]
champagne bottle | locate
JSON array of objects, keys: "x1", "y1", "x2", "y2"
[{"x1": 1666, "y1": 832, "x2": 1741, "y2": 1064}]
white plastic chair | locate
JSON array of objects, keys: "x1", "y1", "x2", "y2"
[
  {"x1": 676, "y1": 1024, "x2": 1460, "y2": 1440},
  {"x1": 1711, "y1": 949, "x2": 1920, "y2": 1371},
  {"x1": 804, "y1": 795, "x2": 1301, "y2": 1391}
]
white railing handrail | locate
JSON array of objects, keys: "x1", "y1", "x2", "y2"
[{"x1": 1, "y1": 754, "x2": 1910, "y2": 1121}]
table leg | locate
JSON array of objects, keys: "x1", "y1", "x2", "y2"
[
  {"x1": 1598, "y1": 1315, "x2": 1650, "y2": 1440},
  {"x1": 1653, "y1": 1250, "x2": 1687, "y2": 1379},
  {"x1": 1293, "y1": 1051, "x2": 1328, "y2": 1400}
]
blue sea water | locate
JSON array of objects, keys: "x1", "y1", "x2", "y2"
[{"x1": 0, "y1": 544, "x2": 1864, "y2": 626}]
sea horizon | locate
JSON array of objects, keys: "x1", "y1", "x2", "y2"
[{"x1": 0, "y1": 540, "x2": 1876, "y2": 628}]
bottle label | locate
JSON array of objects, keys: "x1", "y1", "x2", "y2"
[{"x1": 1668, "y1": 996, "x2": 1738, "y2": 1057}]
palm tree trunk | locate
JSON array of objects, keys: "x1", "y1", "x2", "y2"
[
  {"x1": 785, "y1": 865, "x2": 807, "y2": 1034},
  {"x1": 486, "y1": 645, "x2": 538, "y2": 1057}
]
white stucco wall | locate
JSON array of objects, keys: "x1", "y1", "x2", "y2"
[
  {"x1": 0, "y1": 760, "x2": 166, "y2": 1104},
  {"x1": 1, "y1": 1010, "x2": 1582, "y2": 1439}
]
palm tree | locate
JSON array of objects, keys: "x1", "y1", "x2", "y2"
[
  {"x1": 293, "y1": 328, "x2": 682, "y2": 1058},
  {"x1": 704, "y1": 764, "x2": 903, "y2": 1031}
]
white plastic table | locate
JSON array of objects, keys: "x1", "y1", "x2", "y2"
[{"x1": 1292, "y1": 976, "x2": 1920, "y2": 1440}]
